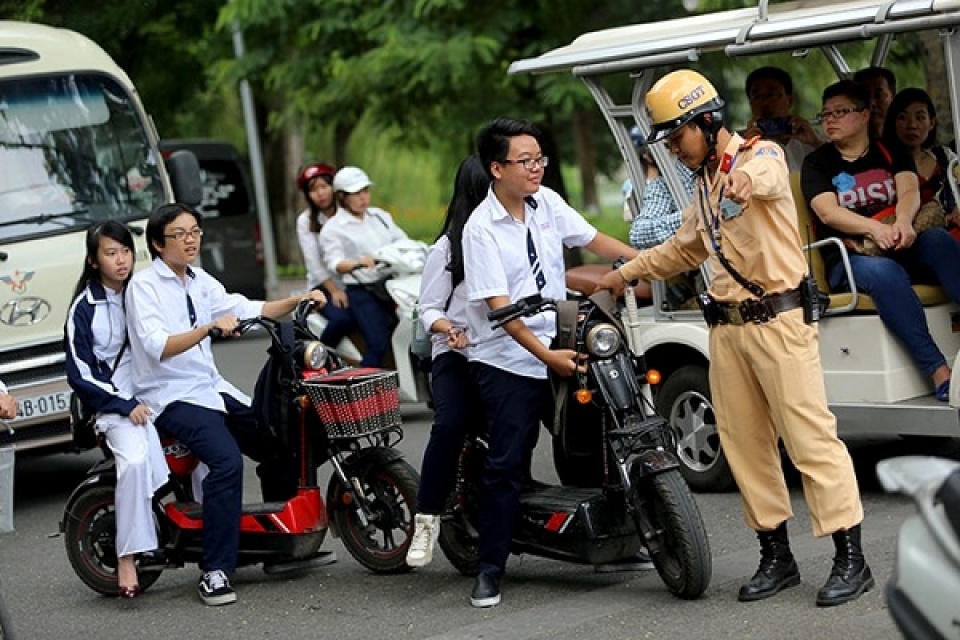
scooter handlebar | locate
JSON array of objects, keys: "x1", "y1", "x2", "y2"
[{"x1": 487, "y1": 294, "x2": 554, "y2": 328}]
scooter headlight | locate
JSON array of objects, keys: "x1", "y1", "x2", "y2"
[
  {"x1": 301, "y1": 341, "x2": 328, "y2": 370},
  {"x1": 586, "y1": 323, "x2": 621, "y2": 358}
]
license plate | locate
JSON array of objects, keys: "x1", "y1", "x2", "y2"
[{"x1": 12, "y1": 391, "x2": 70, "y2": 423}]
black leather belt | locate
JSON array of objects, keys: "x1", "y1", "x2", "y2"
[{"x1": 714, "y1": 288, "x2": 803, "y2": 325}]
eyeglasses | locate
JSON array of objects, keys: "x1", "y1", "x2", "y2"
[
  {"x1": 501, "y1": 156, "x2": 550, "y2": 171},
  {"x1": 163, "y1": 228, "x2": 204, "y2": 241},
  {"x1": 816, "y1": 107, "x2": 865, "y2": 122}
]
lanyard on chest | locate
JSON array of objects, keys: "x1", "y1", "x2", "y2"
[
  {"x1": 698, "y1": 150, "x2": 740, "y2": 251},
  {"x1": 696, "y1": 149, "x2": 767, "y2": 299}
]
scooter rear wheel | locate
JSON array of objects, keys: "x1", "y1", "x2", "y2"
[
  {"x1": 632, "y1": 469, "x2": 712, "y2": 599},
  {"x1": 329, "y1": 459, "x2": 419, "y2": 574},
  {"x1": 63, "y1": 485, "x2": 163, "y2": 596}
]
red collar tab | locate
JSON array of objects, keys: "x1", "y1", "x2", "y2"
[{"x1": 719, "y1": 152, "x2": 735, "y2": 174}]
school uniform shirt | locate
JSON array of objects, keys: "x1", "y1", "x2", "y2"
[
  {"x1": 125, "y1": 257, "x2": 263, "y2": 415},
  {"x1": 619, "y1": 133, "x2": 808, "y2": 303},
  {"x1": 64, "y1": 280, "x2": 139, "y2": 418},
  {"x1": 296, "y1": 208, "x2": 341, "y2": 290},
  {"x1": 463, "y1": 185, "x2": 597, "y2": 379},
  {"x1": 319, "y1": 207, "x2": 409, "y2": 286},
  {"x1": 417, "y1": 234, "x2": 470, "y2": 359}
]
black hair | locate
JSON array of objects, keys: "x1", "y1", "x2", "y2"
[
  {"x1": 146, "y1": 203, "x2": 203, "y2": 259},
  {"x1": 883, "y1": 87, "x2": 939, "y2": 150},
  {"x1": 300, "y1": 172, "x2": 335, "y2": 233},
  {"x1": 853, "y1": 66, "x2": 898, "y2": 94},
  {"x1": 745, "y1": 66, "x2": 794, "y2": 98},
  {"x1": 821, "y1": 80, "x2": 871, "y2": 111},
  {"x1": 70, "y1": 220, "x2": 136, "y2": 301},
  {"x1": 475, "y1": 117, "x2": 542, "y2": 179},
  {"x1": 437, "y1": 154, "x2": 490, "y2": 290}
]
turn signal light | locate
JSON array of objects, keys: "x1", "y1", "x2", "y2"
[
  {"x1": 646, "y1": 369, "x2": 662, "y2": 385},
  {"x1": 575, "y1": 388, "x2": 593, "y2": 404}
]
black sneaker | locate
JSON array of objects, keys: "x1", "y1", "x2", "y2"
[
  {"x1": 470, "y1": 573, "x2": 501, "y2": 608},
  {"x1": 197, "y1": 569, "x2": 237, "y2": 606}
]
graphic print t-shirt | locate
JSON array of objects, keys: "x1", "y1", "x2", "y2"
[{"x1": 800, "y1": 141, "x2": 916, "y2": 266}]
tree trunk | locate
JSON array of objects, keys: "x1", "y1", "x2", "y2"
[
  {"x1": 573, "y1": 107, "x2": 599, "y2": 216},
  {"x1": 922, "y1": 35, "x2": 954, "y2": 145}
]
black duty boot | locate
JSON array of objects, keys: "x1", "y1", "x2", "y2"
[
  {"x1": 738, "y1": 522, "x2": 801, "y2": 602},
  {"x1": 816, "y1": 524, "x2": 875, "y2": 607}
]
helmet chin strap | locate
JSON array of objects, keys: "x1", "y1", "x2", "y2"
[{"x1": 693, "y1": 112, "x2": 723, "y2": 171}]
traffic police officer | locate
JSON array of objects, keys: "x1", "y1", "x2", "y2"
[{"x1": 596, "y1": 70, "x2": 872, "y2": 607}]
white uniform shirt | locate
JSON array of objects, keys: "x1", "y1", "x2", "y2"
[
  {"x1": 417, "y1": 235, "x2": 470, "y2": 359},
  {"x1": 319, "y1": 207, "x2": 409, "y2": 285},
  {"x1": 125, "y1": 258, "x2": 263, "y2": 415},
  {"x1": 463, "y1": 186, "x2": 597, "y2": 379},
  {"x1": 295, "y1": 209, "x2": 340, "y2": 290}
]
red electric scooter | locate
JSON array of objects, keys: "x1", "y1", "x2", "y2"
[{"x1": 60, "y1": 301, "x2": 420, "y2": 596}]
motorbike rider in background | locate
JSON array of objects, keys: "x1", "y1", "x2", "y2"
[
  {"x1": 295, "y1": 161, "x2": 358, "y2": 350},
  {"x1": 596, "y1": 70, "x2": 872, "y2": 607},
  {"x1": 406, "y1": 154, "x2": 490, "y2": 568},
  {"x1": 320, "y1": 166, "x2": 411, "y2": 367}
]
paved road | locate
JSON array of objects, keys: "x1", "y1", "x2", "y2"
[{"x1": 0, "y1": 334, "x2": 943, "y2": 639}]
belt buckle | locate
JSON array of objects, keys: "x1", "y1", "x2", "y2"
[{"x1": 740, "y1": 298, "x2": 771, "y2": 324}]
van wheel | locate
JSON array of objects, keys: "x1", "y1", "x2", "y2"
[{"x1": 656, "y1": 365, "x2": 735, "y2": 492}]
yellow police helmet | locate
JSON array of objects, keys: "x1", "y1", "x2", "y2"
[{"x1": 645, "y1": 70, "x2": 726, "y2": 143}]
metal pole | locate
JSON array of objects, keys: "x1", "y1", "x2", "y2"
[{"x1": 232, "y1": 20, "x2": 279, "y2": 300}]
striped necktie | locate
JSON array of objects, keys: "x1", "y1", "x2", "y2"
[{"x1": 527, "y1": 227, "x2": 546, "y2": 291}]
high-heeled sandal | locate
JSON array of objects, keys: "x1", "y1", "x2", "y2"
[{"x1": 118, "y1": 585, "x2": 141, "y2": 599}]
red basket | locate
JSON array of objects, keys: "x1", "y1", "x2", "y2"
[{"x1": 303, "y1": 368, "x2": 401, "y2": 438}]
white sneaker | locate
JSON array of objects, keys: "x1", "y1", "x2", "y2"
[{"x1": 406, "y1": 513, "x2": 439, "y2": 567}]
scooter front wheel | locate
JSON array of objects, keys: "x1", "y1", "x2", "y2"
[
  {"x1": 631, "y1": 469, "x2": 712, "y2": 599},
  {"x1": 62, "y1": 485, "x2": 163, "y2": 596},
  {"x1": 329, "y1": 459, "x2": 419, "y2": 574}
]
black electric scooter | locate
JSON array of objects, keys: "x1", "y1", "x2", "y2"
[{"x1": 437, "y1": 290, "x2": 712, "y2": 599}]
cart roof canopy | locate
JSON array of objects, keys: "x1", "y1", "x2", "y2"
[{"x1": 509, "y1": 0, "x2": 960, "y2": 77}]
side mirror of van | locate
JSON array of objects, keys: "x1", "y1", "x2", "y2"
[{"x1": 165, "y1": 149, "x2": 203, "y2": 206}]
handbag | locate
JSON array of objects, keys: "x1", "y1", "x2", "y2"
[
  {"x1": 846, "y1": 200, "x2": 947, "y2": 257},
  {"x1": 69, "y1": 393, "x2": 99, "y2": 451},
  {"x1": 411, "y1": 309, "x2": 432, "y2": 359}
]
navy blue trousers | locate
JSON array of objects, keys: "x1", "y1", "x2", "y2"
[
  {"x1": 345, "y1": 285, "x2": 395, "y2": 367},
  {"x1": 416, "y1": 351, "x2": 484, "y2": 514},
  {"x1": 314, "y1": 291, "x2": 357, "y2": 349},
  {"x1": 155, "y1": 394, "x2": 295, "y2": 573},
  {"x1": 472, "y1": 362, "x2": 551, "y2": 578}
]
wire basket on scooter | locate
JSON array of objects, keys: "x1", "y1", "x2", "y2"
[{"x1": 303, "y1": 369, "x2": 402, "y2": 439}]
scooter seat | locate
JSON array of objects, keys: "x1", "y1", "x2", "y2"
[{"x1": 565, "y1": 264, "x2": 652, "y2": 300}]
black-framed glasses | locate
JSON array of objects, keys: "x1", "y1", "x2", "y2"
[
  {"x1": 164, "y1": 228, "x2": 204, "y2": 242},
  {"x1": 815, "y1": 107, "x2": 865, "y2": 122},
  {"x1": 501, "y1": 156, "x2": 550, "y2": 171}
]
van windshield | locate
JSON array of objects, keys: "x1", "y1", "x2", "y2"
[{"x1": 0, "y1": 73, "x2": 163, "y2": 243}]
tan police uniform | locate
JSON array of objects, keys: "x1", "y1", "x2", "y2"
[{"x1": 619, "y1": 132, "x2": 863, "y2": 537}]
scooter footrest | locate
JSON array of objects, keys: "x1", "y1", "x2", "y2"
[
  {"x1": 241, "y1": 501, "x2": 289, "y2": 516},
  {"x1": 607, "y1": 416, "x2": 667, "y2": 437}
]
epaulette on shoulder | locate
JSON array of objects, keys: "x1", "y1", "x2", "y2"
[{"x1": 739, "y1": 135, "x2": 762, "y2": 151}]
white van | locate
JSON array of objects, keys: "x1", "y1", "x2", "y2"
[
  {"x1": 510, "y1": 0, "x2": 960, "y2": 491},
  {"x1": 0, "y1": 21, "x2": 200, "y2": 451}
]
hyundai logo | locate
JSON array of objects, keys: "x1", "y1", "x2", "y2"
[{"x1": 0, "y1": 296, "x2": 51, "y2": 326}]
